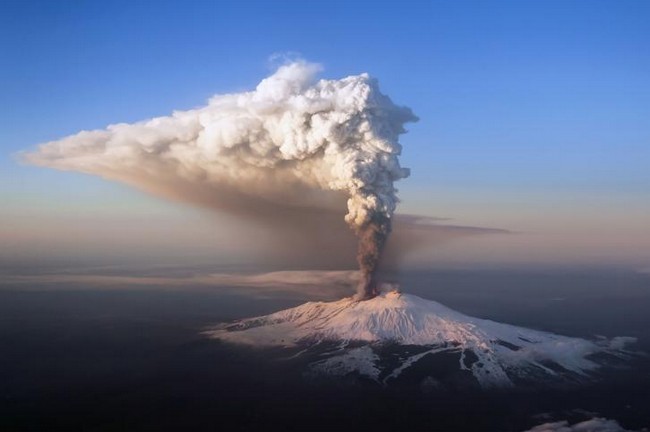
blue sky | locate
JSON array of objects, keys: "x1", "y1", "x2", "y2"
[{"x1": 1, "y1": 0, "x2": 649, "y2": 269}]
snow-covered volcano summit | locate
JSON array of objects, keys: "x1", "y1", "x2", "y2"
[{"x1": 206, "y1": 286, "x2": 635, "y2": 387}]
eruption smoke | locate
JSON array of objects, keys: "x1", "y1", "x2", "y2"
[{"x1": 23, "y1": 60, "x2": 418, "y2": 300}]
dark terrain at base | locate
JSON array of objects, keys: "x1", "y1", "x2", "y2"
[{"x1": 1, "y1": 270, "x2": 649, "y2": 431}]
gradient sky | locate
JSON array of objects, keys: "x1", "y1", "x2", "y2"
[{"x1": 1, "y1": 0, "x2": 649, "y2": 271}]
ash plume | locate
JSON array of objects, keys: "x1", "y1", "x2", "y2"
[
  {"x1": 354, "y1": 214, "x2": 391, "y2": 299},
  {"x1": 22, "y1": 60, "x2": 417, "y2": 300}
]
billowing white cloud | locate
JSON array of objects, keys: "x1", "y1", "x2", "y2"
[
  {"x1": 23, "y1": 60, "x2": 416, "y2": 232},
  {"x1": 23, "y1": 60, "x2": 417, "y2": 298}
]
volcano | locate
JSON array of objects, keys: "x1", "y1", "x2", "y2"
[{"x1": 206, "y1": 285, "x2": 636, "y2": 388}]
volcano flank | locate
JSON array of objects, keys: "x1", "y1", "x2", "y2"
[{"x1": 207, "y1": 285, "x2": 637, "y2": 388}]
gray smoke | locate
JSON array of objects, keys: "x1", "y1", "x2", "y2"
[
  {"x1": 354, "y1": 213, "x2": 391, "y2": 299},
  {"x1": 22, "y1": 60, "x2": 417, "y2": 300}
]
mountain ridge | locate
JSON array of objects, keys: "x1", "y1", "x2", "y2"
[{"x1": 207, "y1": 285, "x2": 636, "y2": 387}]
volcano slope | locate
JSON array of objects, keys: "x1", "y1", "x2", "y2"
[{"x1": 206, "y1": 285, "x2": 637, "y2": 388}]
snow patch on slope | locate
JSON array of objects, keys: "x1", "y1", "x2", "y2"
[
  {"x1": 523, "y1": 417, "x2": 637, "y2": 432},
  {"x1": 309, "y1": 346, "x2": 381, "y2": 381}
]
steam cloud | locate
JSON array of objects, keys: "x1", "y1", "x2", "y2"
[{"x1": 23, "y1": 61, "x2": 417, "y2": 300}]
